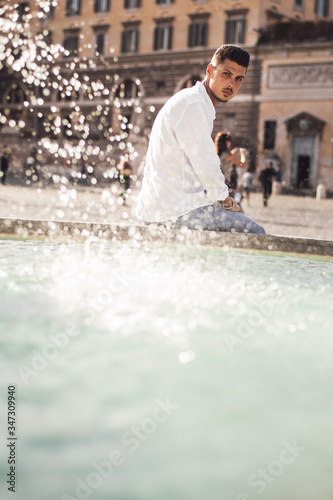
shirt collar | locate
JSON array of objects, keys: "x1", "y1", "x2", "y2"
[{"x1": 196, "y1": 81, "x2": 216, "y2": 118}]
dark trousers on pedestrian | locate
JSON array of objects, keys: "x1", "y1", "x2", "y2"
[
  {"x1": 262, "y1": 183, "x2": 272, "y2": 207},
  {"x1": 1, "y1": 167, "x2": 8, "y2": 185}
]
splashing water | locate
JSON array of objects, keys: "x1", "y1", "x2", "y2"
[
  {"x1": 0, "y1": 239, "x2": 333, "y2": 500},
  {"x1": 0, "y1": 1, "x2": 141, "y2": 194}
]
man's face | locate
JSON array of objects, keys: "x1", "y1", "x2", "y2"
[{"x1": 205, "y1": 58, "x2": 246, "y2": 106}]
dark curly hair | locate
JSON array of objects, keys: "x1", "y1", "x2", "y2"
[
  {"x1": 214, "y1": 131, "x2": 231, "y2": 156},
  {"x1": 211, "y1": 44, "x2": 250, "y2": 69}
]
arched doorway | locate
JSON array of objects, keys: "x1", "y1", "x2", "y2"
[{"x1": 285, "y1": 112, "x2": 325, "y2": 189}]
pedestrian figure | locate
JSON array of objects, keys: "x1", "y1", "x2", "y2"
[
  {"x1": 215, "y1": 132, "x2": 233, "y2": 194},
  {"x1": 274, "y1": 164, "x2": 282, "y2": 183},
  {"x1": 272, "y1": 164, "x2": 283, "y2": 195},
  {"x1": 215, "y1": 132, "x2": 245, "y2": 198},
  {"x1": 0, "y1": 145, "x2": 11, "y2": 185},
  {"x1": 230, "y1": 164, "x2": 238, "y2": 195},
  {"x1": 259, "y1": 162, "x2": 276, "y2": 207},
  {"x1": 240, "y1": 169, "x2": 254, "y2": 207},
  {"x1": 79, "y1": 160, "x2": 89, "y2": 185},
  {"x1": 80, "y1": 160, "x2": 88, "y2": 178},
  {"x1": 119, "y1": 153, "x2": 133, "y2": 204}
]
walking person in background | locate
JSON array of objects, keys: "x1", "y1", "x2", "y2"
[
  {"x1": 215, "y1": 131, "x2": 247, "y2": 204},
  {"x1": 80, "y1": 159, "x2": 88, "y2": 183},
  {"x1": 229, "y1": 164, "x2": 238, "y2": 198},
  {"x1": 215, "y1": 131, "x2": 240, "y2": 199},
  {"x1": 240, "y1": 169, "x2": 254, "y2": 207},
  {"x1": 259, "y1": 162, "x2": 276, "y2": 207},
  {"x1": 215, "y1": 131, "x2": 233, "y2": 185},
  {"x1": 272, "y1": 163, "x2": 283, "y2": 195},
  {"x1": 274, "y1": 164, "x2": 282, "y2": 183},
  {"x1": 119, "y1": 153, "x2": 133, "y2": 205},
  {"x1": 0, "y1": 145, "x2": 11, "y2": 185}
]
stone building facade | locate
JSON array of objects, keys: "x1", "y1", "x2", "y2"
[
  {"x1": 1, "y1": 0, "x2": 333, "y2": 190},
  {"x1": 257, "y1": 41, "x2": 333, "y2": 191}
]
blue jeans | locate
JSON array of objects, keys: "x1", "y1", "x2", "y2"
[{"x1": 173, "y1": 204, "x2": 266, "y2": 234}]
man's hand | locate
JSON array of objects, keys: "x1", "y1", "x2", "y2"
[{"x1": 218, "y1": 196, "x2": 243, "y2": 213}]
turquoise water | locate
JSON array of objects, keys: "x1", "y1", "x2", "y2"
[{"x1": 0, "y1": 239, "x2": 333, "y2": 500}]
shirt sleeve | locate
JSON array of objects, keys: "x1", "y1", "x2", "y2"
[{"x1": 173, "y1": 100, "x2": 229, "y2": 201}]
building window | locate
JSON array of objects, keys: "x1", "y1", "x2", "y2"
[
  {"x1": 124, "y1": 0, "x2": 141, "y2": 8},
  {"x1": 57, "y1": 86, "x2": 80, "y2": 101},
  {"x1": 121, "y1": 23, "x2": 140, "y2": 53},
  {"x1": 114, "y1": 79, "x2": 141, "y2": 137},
  {"x1": 154, "y1": 19, "x2": 174, "y2": 50},
  {"x1": 156, "y1": 0, "x2": 174, "y2": 4},
  {"x1": 17, "y1": 2, "x2": 29, "y2": 22},
  {"x1": 315, "y1": 0, "x2": 330, "y2": 16},
  {"x1": 63, "y1": 114, "x2": 73, "y2": 137},
  {"x1": 66, "y1": 0, "x2": 81, "y2": 16},
  {"x1": 294, "y1": 0, "x2": 303, "y2": 7},
  {"x1": 225, "y1": 9, "x2": 248, "y2": 44},
  {"x1": 40, "y1": 3, "x2": 55, "y2": 20},
  {"x1": 263, "y1": 120, "x2": 276, "y2": 150},
  {"x1": 154, "y1": 26, "x2": 173, "y2": 50},
  {"x1": 95, "y1": 33, "x2": 105, "y2": 56},
  {"x1": 188, "y1": 14, "x2": 209, "y2": 48},
  {"x1": 115, "y1": 79, "x2": 140, "y2": 99},
  {"x1": 93, "y1": 25, "x2": 109, "y2": 56},
  {"x1": 7, "y1": 84, "x2": 27, "y2": 104},
  {"x1": 43, "y1": 31, "x2": 53, "y2": 47},
  {"x1": 63, "y1": 31, "x2": 79, "y2": 57},
  {"x1": 94, "y1": 0, "x2": 110, "y2": 12},
  {"x1": 225, "y1": 19, "x2": 246, "y2": 44}
]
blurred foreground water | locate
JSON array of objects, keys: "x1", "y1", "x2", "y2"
[{"x1": 0, "y1": 239, "x2": 332, "y2": 500}]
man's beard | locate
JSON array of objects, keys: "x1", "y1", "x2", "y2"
[{"x1": 210, "y1": 88, "x2": 232, "y2": 103}]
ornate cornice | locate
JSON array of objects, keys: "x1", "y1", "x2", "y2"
[{"x1": 268, "y1": 63, "x2": 333, "y2": 88}]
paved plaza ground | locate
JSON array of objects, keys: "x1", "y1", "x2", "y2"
[{"x1": 0, "y1": 178, "x2": 333, "y2": 242}]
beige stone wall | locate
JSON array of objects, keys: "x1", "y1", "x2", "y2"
[
  {"x1": 40, "y1": 0, "x2": 333, "y2": 57},
  {"x1": 262, "y1": 0, "x2": 305, "y2": 22},
  {"x1": 258, "y1": 43, "x2": 333, "y2": 190},
  {"x1": 43, "y1": 0, "x2": 263, "y2": 55},
  {"x1": 261, "y1": 0, "x2": 333, "y2": 22},
  {"x1": 7, "y1": 0, "x2": 333, "y2": 56}
]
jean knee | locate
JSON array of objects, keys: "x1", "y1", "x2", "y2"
[{"x1": 254, "y1": 224, "x2": 266, "y2": 234}]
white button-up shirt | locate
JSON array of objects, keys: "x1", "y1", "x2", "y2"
[{"x1": 136, "y1": 81, "x2": 229, "y2": 222}]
